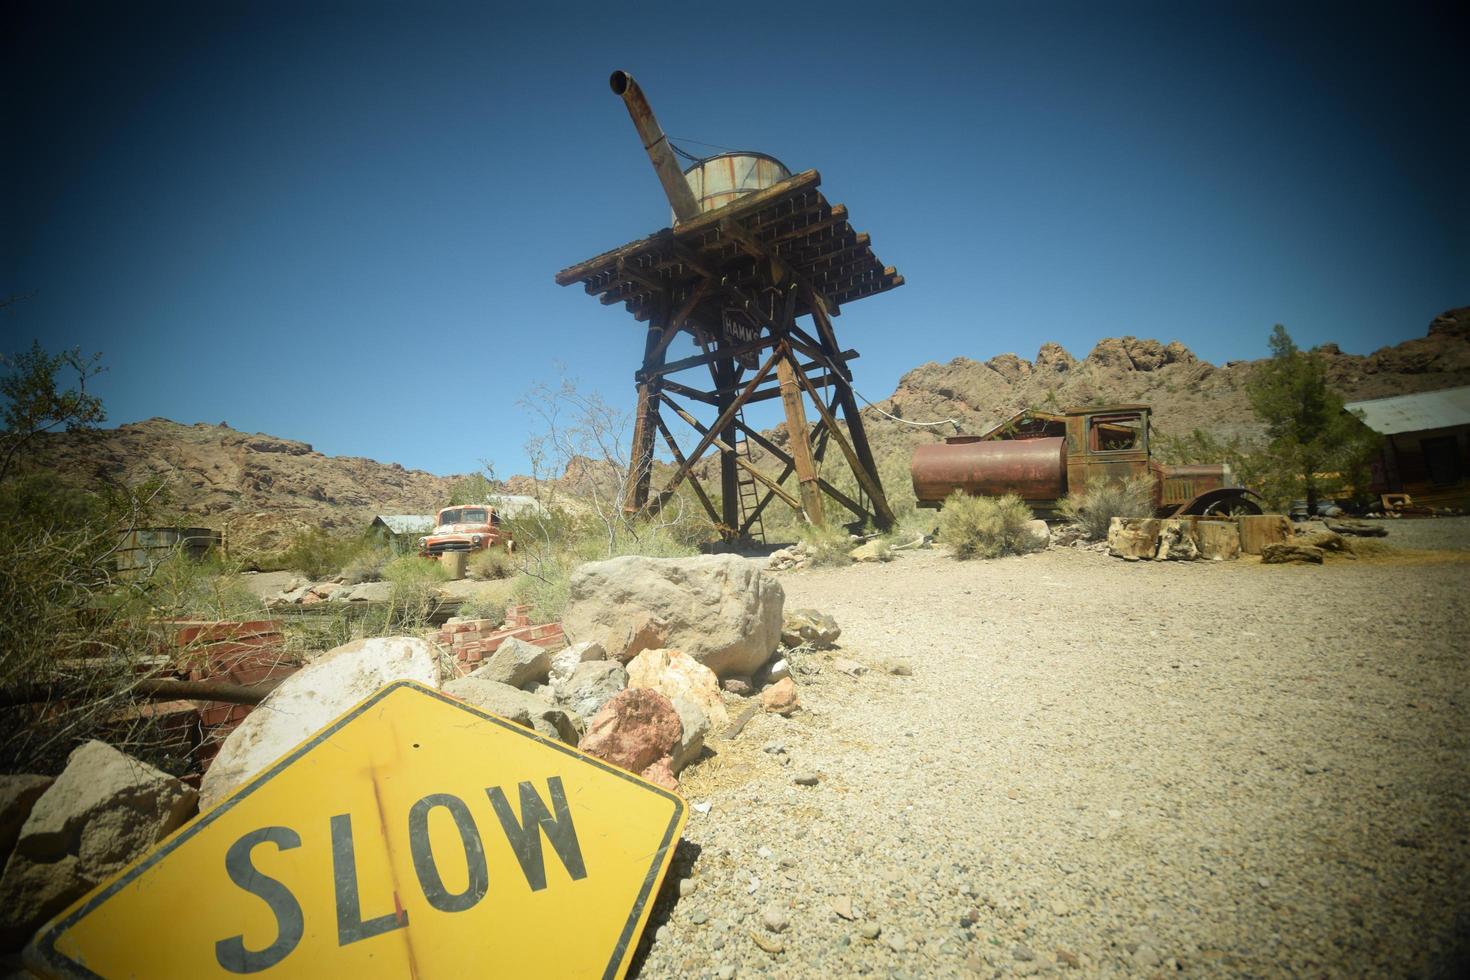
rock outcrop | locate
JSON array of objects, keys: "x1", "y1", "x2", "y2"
[{"x1": 562, "y1": 556, "x2": 784, "y2": 679}]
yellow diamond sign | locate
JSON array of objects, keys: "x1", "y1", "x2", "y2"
[{"x1": 27, "y1": 680, "x2": 686, "y2": 979}]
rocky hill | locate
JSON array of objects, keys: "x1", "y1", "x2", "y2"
[
  {"x1": 24, "y1": 308, "x2": 1467, "y2": 540},
  {"x1": 28, "y1": 418, "x2": 466, "y2": 547},
  {"x1": 853, "y1": 306, "x2": 1470, "y2": 471}
]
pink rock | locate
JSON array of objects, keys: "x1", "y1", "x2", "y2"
[
  {"x1": 577, "y1": 688, "x2": 682, "y2": 777},
  {"x1": 640, "y1": 757, "x2": 678, "y2": 791},
  {"x1": 761, "y1": 677, "x2": 799, "y2": 716}
]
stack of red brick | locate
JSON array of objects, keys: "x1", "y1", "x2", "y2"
[
  {"x1": 437, "y1": 604, "x2": 566, "y2": 676},
  {"x1": 121, "y1": 620, "x2": 301, "y2": 785}
]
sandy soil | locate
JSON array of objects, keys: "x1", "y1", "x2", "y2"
[{"x1": 636, "y1": 520, "x2": 1470, "y2": 978}]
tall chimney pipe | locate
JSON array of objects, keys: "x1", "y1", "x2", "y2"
[{"x1": 609, "y1": 70, "x2": 701, "y2": 224}]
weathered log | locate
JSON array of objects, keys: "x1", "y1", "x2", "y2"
[
  {"x1": 1261, "y1": 543, "x2": 1324, "y2": 564},
  {"x1": 0, "y1": 676, "x2": 284, "y2": 710},
  {"x1": 1108, "y1": 517, "x2": 1161, "y2": 560},
  {"x1": 1238, "y1": 515, "x2": 1293, "y2": 555},
  {"x1": 1190, "y1": 519, "x2": 1241, "y2": 561},
  {"x1": 1325, "y1": 519, "x2": 1389, "y2": 537},
  {"x1": 1298, "y1": 531, "x2": 1356, "y2": 557}
]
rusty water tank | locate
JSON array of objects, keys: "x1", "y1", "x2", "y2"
[
  {"x1": 679, "y1": 152, "x2": 791, "y2": 216},
  {"x1": 910, "y1": 436, "x2": 1067, "y2": 506}
]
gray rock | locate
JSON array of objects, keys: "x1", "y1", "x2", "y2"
[
  {"x1": 201, "y1": 636, "x2": 440, "y2": 810},
  {"x1": 469, "y1": 636, "x2": 552, "y2": 688},
  {"x1": 761, "y1": 905, "x2": 790, "y2": 933},
  {"x1": 781, "y1": 608, "x2": 841, "y2": 648},
  {"x1": 563, "y1": 555, "x2": 784, "y2": 679},
  {"x1": 1013, "y1": 943, "x2": 1036, "y2": 962},
  {"x1": 0, "y1": 742, "x2": 196, "y2": 948},
  {"x1": 556, "y1": 660, "x2": 628, "y2": 721},
  {"x1": 343, "y1": 580, "x2": 393, "y2": 602},
  {"x1": 1019, "y1": 519, "x2": 1051, "y2": 553},
  {"x1": 680, "y1": 878, "x2": 698, "y2": 898},
  {"x1": 794, "y1": 772, "x2": 820, "y2": 786},
  {"x1": 669, "y1": 697, "x2": 710, "y2": 774},
  {"x1": 548, "y1": 640, "x2": 605, "y2": 688},
  {"x1": 860, "y1": 923, "x2": 882, "y2": 940},
  {"x1": 444, "y1": 676, "x2": 581, "y2": 745},
  {"x1": 886, "y1": 660, "x2": 914, "y2": 676},
  {"x1": 0, "y1": 776, "x2": 53, "y2": 863},
  {"x1": 722, "y1": 676, "x2": 754, "y2": 697}
]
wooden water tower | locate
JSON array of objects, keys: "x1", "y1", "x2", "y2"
[{"x1": 554, "y1": 71, "x2": 904, "y2": 541}]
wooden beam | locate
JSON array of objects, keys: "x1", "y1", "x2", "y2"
[
  {"x1": 793, "y1": 364, "x2": 896, "y2": 528},
  {"x1": 655, "y1": 415, "x2": 721, "y2": 525},
  {"x1": 645, "y1": 345, "x2": 782, "y2": 517},
  {"x1": 659, "y1": 378, "x2": 718, "y2": 405},
  {"x1": 553, "y1": 170, "x2": 822, "y2": 286},
  {"x1": 639, "y1": 332, "x2": 775, "y2": 382},
  {"x1": 641, "y1": 280, "x2": 712, "y2": 370},
  {"x1": 623, "y1": 296, "x2": 671, "y2": 512},
  {"x1": 730, "y1": 416, "x2": 865, "y2": 519},
  {"x1": 661, "y1": 397, "x2": 802, "y2": 513}
]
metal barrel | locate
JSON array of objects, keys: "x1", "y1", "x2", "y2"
[
  {"x1": 910, "y1": 436, "x2": 1067, "y2": 506},
  {"x1": 681, "y1": 151, "x2": 791, "y2": 216},
  {"x1": 609, "y1": 70, "x2": 701, "y2": 224}
]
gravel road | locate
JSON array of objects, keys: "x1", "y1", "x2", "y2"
[{"x1": 632, "y1": 519, "x2": 1470, "y2": 978}]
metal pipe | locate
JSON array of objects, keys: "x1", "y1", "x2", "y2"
[{"x1": 609, "y1": 70, "x2": 701, "y2": 224}]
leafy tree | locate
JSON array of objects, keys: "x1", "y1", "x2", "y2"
[
  {"x1": 1246, "y1": 325, "x2": 1378, "y2": 514},
  {"x1": 0, "y1": 341, "x2": 105, "y2": 481},
  {"x1": 447, "y1": 469, "x2": 498, "y2": 505}
]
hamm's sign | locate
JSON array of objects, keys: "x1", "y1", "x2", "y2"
[{"x1": 28, "y1": 681, "x2": 686, "y2": 979}]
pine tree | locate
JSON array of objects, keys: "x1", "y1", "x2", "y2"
[{"x1": 1246, "y1": 325, "x2": 1377, "y2": 514}]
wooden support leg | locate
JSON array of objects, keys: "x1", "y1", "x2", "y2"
[
  {"x1": 808, "y1": 300, "x2": 895, "y2": 530},
  {"x1": 624, "y1": 303, "x2": 669, "y2": 513},
  {"x1": 714, "y1": 348, "x2": 740, "y2": 541},
  {"x1": 775, "y1": 349, "x2": 825, "y2": 526}
]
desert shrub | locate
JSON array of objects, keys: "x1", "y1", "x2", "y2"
[
  {"x1": 468, "y1": 547, "x2": 515, "y2": 580},
  {"x1": 340, "y1": 542, "x2": 392, "y2": 585},
  {"x1": 937, "y1": 491, "x2": 1036, "y2": 559},
  {"x1": 1057, "y1": 476, "x2": 1155, "y2": 541},
  {"x1": 513, "y1": 562, "x2": 571, "y2": 624},
  {"x1": 798, "y1": 522, "x2": 854, "y2": 566},
  {"x1": 116, "y1": 551, "x2": 267, "y2": 622},
  {"x1": 458, "y1": 593, "x2": 507, "y2": 624},
  {"x1": 276, "y1": 527, "x2": 358, "y2": 580},
  {"x1": 379, "y1": 555, "x2": 450, "y2": 629}
]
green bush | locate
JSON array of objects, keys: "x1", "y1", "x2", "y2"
[
  {"x1": 276, "y1": 527, "x2": 358, "y2": 580},
  {"x1": 340, "y1": 542, "x2": 392, "y2": 585},
  {"x1": 458, "y1": 593, "x2": 507, "y2": 624},
  {"x1": 379, "y1": 555, "x2": 451, "y2": 629},
  {"x1": 1057, "y1": 476, "x2": 1156, "y2": 541},
  {"x1": 937, "y1": 492, "x2": 1037, "y2": 559},
  {"x1": 468, "y1": 547, "x2": 516, "y2": 580},
  {"x1": 798, "y1": 522, "x2": 854, "y2": 566},
  {"x1": 513, "y1": 563, "x2": 571, "y2": 624}
]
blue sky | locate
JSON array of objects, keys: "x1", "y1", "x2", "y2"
[{"x1": 4, "y1": 1, "x2": 1465, "y2": 476}]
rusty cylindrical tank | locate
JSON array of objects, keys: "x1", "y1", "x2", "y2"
[
  {"x1": 910, "y1": 436, "x2": 1067, "y2": 507},
  {"x1": 609, "y1": 70, "x2": 702, "y2": 224}
]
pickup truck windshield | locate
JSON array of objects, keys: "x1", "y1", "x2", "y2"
[{"x1": 439, "y1": 508, "x2": 488, "y2": 525}]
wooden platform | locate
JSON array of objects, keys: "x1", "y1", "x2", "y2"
[{"x1": 554, "y1": 169, "x2": 903, "y2": 325}]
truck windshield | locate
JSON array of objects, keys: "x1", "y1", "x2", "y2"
[{"x1": 439, "y1": 507, "x2": 488, "y2": 525}]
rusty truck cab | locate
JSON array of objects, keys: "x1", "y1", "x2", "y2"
[{"x1": 1064, "y1": 405, "x2": 1163, "y2": 507}]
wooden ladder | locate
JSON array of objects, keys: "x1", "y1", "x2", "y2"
[{"x1": 733, "y1": 411, "x2": 766, "y2": 544}]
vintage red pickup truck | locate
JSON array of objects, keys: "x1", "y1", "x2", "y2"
[{"x1": 418, "y1": 505, "x2": 513, "y2": 557}]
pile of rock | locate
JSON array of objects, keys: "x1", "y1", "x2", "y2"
[{"x1": 0, "y1": 743, "x2": 197, "y2": 952}]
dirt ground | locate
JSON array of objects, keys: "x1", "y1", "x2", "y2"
[{"x1": 637, "y1": 519, "x2": 1470, "y2": 978}]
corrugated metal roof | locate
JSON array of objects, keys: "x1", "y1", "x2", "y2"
[
  {"x1": 485, "y1": 494, "x2": 547, "y2": 519},
  {"x1": 1345, "y1": 385, "x2": 1470, "y2": 435},
  {"x1": 372, "y1": 515, "x2": 435, "y2": 534}
]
